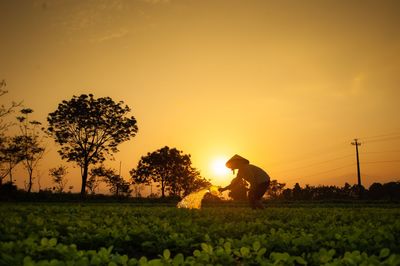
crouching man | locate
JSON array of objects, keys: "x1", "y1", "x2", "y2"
[{"x1": 219, "y1": 154, "x2": 270, "y2": 209}]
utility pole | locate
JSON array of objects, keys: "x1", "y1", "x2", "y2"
[{"x1": 351, "y1": 139, "x2": 362, "y2": 187}]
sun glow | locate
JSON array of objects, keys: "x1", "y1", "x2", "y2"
[{"x1": 211, "y1": 157, "x2": 231, "y2": 177}]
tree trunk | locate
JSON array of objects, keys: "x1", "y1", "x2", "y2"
[
  {"x1": 80, "y1": 161, "x2": 89, "y2": 197},
  {"x1": 9, "y1": 161, "x2": 13, "y2": 183},
  {"x1": 161, "y1": 179, "x2": 165, "y2": 198},
  {"x1": 27, "y1": 168, "x2": 33, "y2": 193}
]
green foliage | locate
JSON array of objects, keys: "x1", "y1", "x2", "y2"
[{"x1": 1, "y1": 204, "x2": 400, "y2": 265}]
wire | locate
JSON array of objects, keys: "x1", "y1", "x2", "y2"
[
  {"x1": 274, "y1": 154, "x2": 353, "y2": 174},
  {"x1": 360, "y1": 150, "x2": 400, "y2": 154},
  {"x1": 363, "y1": 136, "x2": 400, "y2": 144},
  {"x1": 280, "y1": 163, "x2": 355, "y2": 182},
  {"x1": 361, "y1": 131, "x2": 400, "y2": 141},
  {"x1": 363, "y1": 160, "x2": 400, "y2": 164},
  {"x1": 301, "y1": 164, "x2": 355, "y2": 178},
  {"x1": 269, "y1": 141, "x2": 350, "y2": 167},
  {"x1": 269, "y1": 130, "x2": 400, "y2": 183},
  {"x1": 280, "y1": 158, "x2": 400, "y2": 184}
]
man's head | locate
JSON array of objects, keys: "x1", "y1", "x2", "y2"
[{"x1": 225, "y1": 154, "x2": 249, "y2": 170}]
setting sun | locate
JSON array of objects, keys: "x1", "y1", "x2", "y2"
[{"x1": 211, "y1": 157, "x2": 231, "y2": 177}]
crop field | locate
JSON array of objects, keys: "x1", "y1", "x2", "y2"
[{"x1": 1, "y1": 203, "x2": 400, "y2": 266}]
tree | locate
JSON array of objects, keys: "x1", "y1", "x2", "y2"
[
  {"x1": 292, "y1": 182, "x2": 302, "y2": 200},
  {"x1": 47, "y1": 94, "x2": 138, "y2": 196},
  {"x1": 17, "y1": 108, "x2": 45, "y2": 193},
  {"x1": 0, "y1": 80, "x2": 20, "y2": 134},
  {"x1": 177, "y1": 168, "x2": 211, "y2": 197},
  {"x1": 130, "y1": 146, "x2": 208, "y2": 197},
  {"x1": 86, "y1": 173, "x2": 101, "y2": 195},
  {"x1": 49, "y1": 165, "x2": 68, "y2": 193},
  {"x1": 0, "y1": 80, "x2": 22, "y2": 186},
  {"x1": 133, "y1": 183, "x2": 145, "y2": 197},
  {"x1": 0, "y1": 136, "x2": 24, "y2": 185},
  {"x1": 368, "y1": 182, "x2": 384, "y2": 200},
  {"x1": 266, "y1": 179, "x2": 286, "y2": 199},
  {"x1": 90, "y1": 166, "x2": 131, "y2": 196},
  {"x1": 382, "y1": 181, "x2": 400, "y2": 200}
]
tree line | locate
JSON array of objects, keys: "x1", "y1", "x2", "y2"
[
  {"x1": 229, "y1": 179, "x2": 400, "y2": 201},
  {"x1": 0, "y1": 82, "x2": 210, "y2": 198}
]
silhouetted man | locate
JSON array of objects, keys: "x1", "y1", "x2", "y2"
[{"x1": 219, "y1": 154, "x2": 270, "y2": 209}]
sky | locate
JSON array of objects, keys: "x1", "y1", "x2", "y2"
[{"x1": 1, "y1": 0, "x2": 400, "y2": 194}]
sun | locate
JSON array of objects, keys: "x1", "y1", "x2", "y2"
[{"x1": 211, "y1": 157, "x2": 231, "y2": 177}]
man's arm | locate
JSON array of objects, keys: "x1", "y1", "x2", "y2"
[{"x1": 219, "y1": 176, "x2": 241, "y2": 192}]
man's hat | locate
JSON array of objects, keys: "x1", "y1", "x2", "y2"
[{"x1": 225, "y1": 154, "x2": 250, "y2": 169}]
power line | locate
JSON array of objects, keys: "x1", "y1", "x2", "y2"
[
  {"x1": 282, "y1": 159, "x2": 400, "y2": 184},
  {"x1": 363, "y1": 136, "x2": 400, "y2": 144},
  {"x1": 274, "y1": 131, "x2": 400, "y2": 185},
  {"x1": 363, "y1": 160, "x2": 400, "y2": 164},
  {"x1": 274, "y1": 154, "x2": 353, "y2": 174},
  {"x1": 303, "y1": 164, "x2": 354, "y2": 178},
  {"x1": 361, "y1": 131, "x2": 400, "y2": 141},
  {"x1": 283, "y1": 164, "x2": 354, "y2": 182},
  {"x1": 269, "y1": 141, "x2": 350, "y2": 167},
  {"x1": 269, "y1": 131, "x2": 400, "y2": 169},
  {"x1": 360, "y1": 150, "x2": 400, "y2": 154}
]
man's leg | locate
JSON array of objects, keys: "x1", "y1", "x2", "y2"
[
  {"x1": 248, "y1": 189, "x2": 257, "y2": 209},
  {"x1": 254, "y1": 182, "x2": 269, "y2": 209}
]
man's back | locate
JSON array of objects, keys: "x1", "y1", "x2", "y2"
[{"x1": 237, "y1": 164, "x2": 270, "y2": 186}]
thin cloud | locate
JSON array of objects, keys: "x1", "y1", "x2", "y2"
[
  {"x1": 142, "y1": 0, "x2": 171, "y2": 4},
  {"x1": 93, "y1": 28, "x2": 130, "y2": 43}
]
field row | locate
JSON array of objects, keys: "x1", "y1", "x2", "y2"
[{"x1": 1, "y1": 204, "x2": 399, "y2": 265}]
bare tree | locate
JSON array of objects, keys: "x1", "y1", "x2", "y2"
[
  {"x1": 0, "y1": 80, "x2": 21, "y2": 133},
  {"x1": 17, "y1": 108, "x2": 45, "y2": 193},
  {"x1": 0, "y1": 80, "x2": 22, "y2": 186}
]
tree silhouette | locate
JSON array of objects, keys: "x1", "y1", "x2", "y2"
[
  {"x1": 16, "y1": 108, "x2": 45, "y2": 193},
  {"x1": 368, "y1": 182, "x2": 384, "y2": 200},
  {"x1": 131, "y1": 146, "x2": 208, "y2": 197},
  {"x1": 86, "y1": 173, "x2": 101, "y2": 195},
  {"x1": 0, "y1": 136, "x2": 24, "y2": 185},
  {"x1": 382, "y1": 182, "x2": 400, "y2": 200},
  {"x1": 47, "y1": 94, "x2": 138, "y2": 196},
  {"x1": 176, "y1": 168, "x2": 211, "y2": 197},
  {"x1": 90, "y1": 165, "x2": 131, "y2": 196},
  {"x1": 292, "y1": 183, "x2": 302, "y2": 200},
  {"x1": 266, "y1": 179, "x2": 286, "y2": 199},
  {"x1": 0, "y1": 80, "x2": 21, "y2": 134},
  {"x1": 0, "y1": 80, "x2": 22, "y2": 186},
  {"x1": 49, "y1": 165, "x2": 68, "y2": 193}
]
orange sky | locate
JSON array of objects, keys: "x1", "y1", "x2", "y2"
[{"x1": 1, "y1": 0, "x2": 400, "y2": 194}]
